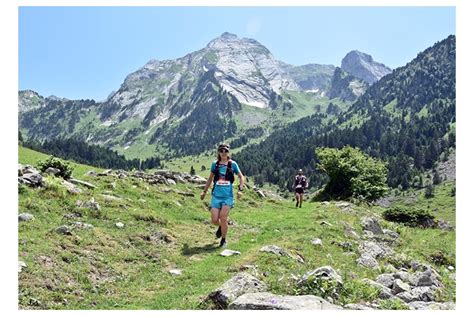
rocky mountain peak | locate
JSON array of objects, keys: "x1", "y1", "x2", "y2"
[{"x1": 341, "y1": 50, "x2": 392, "y2": 84}]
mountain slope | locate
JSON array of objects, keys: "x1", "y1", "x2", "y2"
[
  {"x1": 18, "y1": 148, "x2": 455, "y2": 309},
  {"x1": 234, "y1": 35, "x2": 455, "y2": 190}
]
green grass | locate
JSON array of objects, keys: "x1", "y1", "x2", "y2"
[{"x1": 18, "y1": 148, "x2": 456, "y2": 309}]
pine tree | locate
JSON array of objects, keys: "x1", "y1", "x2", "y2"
[{"x1": 190, "y1": 166, "x2": 196, "y2": 176}]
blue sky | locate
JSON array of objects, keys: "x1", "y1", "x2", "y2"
[{"x1": 19, "y1": 6, "x2": 455, "y2": 101}]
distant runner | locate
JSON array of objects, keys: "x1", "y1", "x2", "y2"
[
  {"x1": 292, "y1": 169, "x2": 308, "y2": 208},
  {"x1": 200, "y1": 144, "x2": 245, "y2": 247}
]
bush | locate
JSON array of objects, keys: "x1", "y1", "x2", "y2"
[
  {"x1": 383, "y1": 206, "x2": 435, "y2": 227},
  {"x1": 37, "y1": 156, "x2": 74, "y2": 179},
  {"x1": 424, "y1": 183, "x2": 435, "y2": 198},
  {"x1": 315, "y1": 146, "x2": 388, "y2": 201}
]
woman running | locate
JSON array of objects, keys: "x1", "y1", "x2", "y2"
[{"x1": 200, "y1": 144, "x2": 244, "y2": 247}]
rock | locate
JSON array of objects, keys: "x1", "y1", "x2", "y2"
[
  {"x1": 220, "y1": 249, "x2": 241, "y2": 257},
  {"x1": 165, "y1": 178, "x2": 176, "y2": 185},
  {"x1": 21, "y1": 172, "x2": 44, "y2": 187},
  {"x1": 98, "y1": 169, "x2": 112, "y2": 176},
  {"x1": 115, "y1": 222, "x2": 125, "y2": 228},
  {"x1": 320, "y1": 221, "x2": 333, "y2": 226},
  {"x1": 437, "y1": 220, "x2": 453, "y2": 230},
  {"x1": 44, "y1": 167, "x2": 61, "y2": 176},
  {"x1": 72, "y1": 222, "x2": 94, "y2": 229},
  {"x1": 375, "y1": 274, "x2": 395, "y2": 288},
  {"x1": 361, "y1": 216, "x2": 383, "y2": 235},
  {"x1": 206, "y1": 272, "x2": 268, "y2": 308},
  {"x1": 18, "y1": 213, "x2": 34, "y2": 222},
  {"x1": 85, "y1": 170, "x2": 97, "y2": 177},
  {"x1": 382, "y1": 229, "x2": 399, "y2": 239},
  {"x1": 335, "y1": 202, "x2": 351, "y2": 208},
  {"x1": 18, "y1": 261, "x2": 27, "y2": 273},
  {"x1": 18, "y1": 163, "x2": 24, "y2": 176},
  {"x1": 344, "y1": 303, "x2": 375, "y2": 310},
  {"x1": 361, "y1": 278, "x2": 393, "y2": 299},
  {"x1": 259, "y1": 245, "x2": 289, "y2": 257},
  {"x1": 395, "y1": 291, "x2": 415, "y2": 303},
  {"x1": 356, "y1": 253, "x2": 379, "y2": 269},
  {"x1": 169, "y1": 269, "x2": 182, "y2": 276},
  {"x1": 410, "y1": 286, "x2": 436, "y2": 302},
  {"x1": 189, "y1": 175, "x2": 207, "y2": 185},
  {"x1": 393, "y1": 271, "x2": 414, "y2": 284},
  {"x1": 311, "y1": 238, "x2": 323, "y2": 246},
  {"x1": 62, "y1": 180, "x2": 82, "y2": 194},
  {"x1": 412, "y1": 268, "x2": 439, "y2": 287},
  {"x1": 101, "y1": 194, "x2": 123, "y2": 202},
  {"x1": 83, "y1": 198, "x2": 101, "y2": 211},
  {"x1": 408, "y1": 301, "x2": 455, "y2": 310},
  {"x1": 69, "y1": 178, "x2": 97, "y2": 189},
  {"x1": 392, "y1": 279, "x2": 411, "y2": 294},
  {"x1": 359, "y1": 241, "x2": 392, "y2": 259},
  {"x1": 321, "y1": 201, "x2": 330, "y2": 206},
  {"x1": 256, "y1": 190, "x2": 266, "y2": 198},
  {"x1": 229, "y1": 292, "x2": 342, "y2": 310},
  {"x1": 56, "y1": 225, "x2": 72, "y2": 235},
  {"x1": 298, "y1": 266, "x2": 343, "y2": 287},
  {"x1": 447, "y1": 265, "x2": 455, "y2": 271},
  {"x1": 177, "y1": 191, "x2": 195, "y2": 197}
]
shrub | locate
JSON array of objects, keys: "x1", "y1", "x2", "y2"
[
  {"x1": 37, "y1": 156, "x2": 73, "y2": 179},
  {"x1": 383, "y1": 206, "x2": 435, "y2": 227},
  {"x1": 315, "y1": 146, "x2": 388, "y2": 201}
]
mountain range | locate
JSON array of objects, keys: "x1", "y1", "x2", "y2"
[{"x1": 19, "y1": 32, "x2": 392, "y2": 159}]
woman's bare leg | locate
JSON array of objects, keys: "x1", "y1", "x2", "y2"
[{"x1": 219, "y1": 205, "x2": 230, "y2": 238}]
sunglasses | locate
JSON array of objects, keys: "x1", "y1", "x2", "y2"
[{"x1": 219, "y1": 149, "x2": 229, "y2": 153}]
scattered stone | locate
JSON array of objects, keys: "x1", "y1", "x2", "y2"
[
  {"x1": 392, "y1": 279, "x2": 411, "y2": 294},
  {"x1": 98, "y1": 169, "x2": 112, "y2": 176},
  {"x1": 62, "y1": 180, "x2": 82, "y2": 194},
  {"x1": 410, "y1": 286, "x2": 436, "y2": 302},
  {"x1": 83, "y1": 198, "x2": 100, "y2": 211},
  {"x1": 311, "y1": 238, "x2": 323, "y2": 246},
  {"x1": 18, "y1": 261, "x2": 27, "y2": 273},
  {"x1": 408, "y1": 301, "x2": 455, "y2": 310},
  {"x1": 375, "y1": 274, "x2": 395, "y2": 288},
  {"x1": 382, "y1": 229, "x2": 399, "y2": 239},
  {"x1": 20, "y1": 171, "x2": 44, "y2": 187},
  {"x1": 335, "y1": 202, "x2": 351, "y2": 208},
  {"x1": 321, "y1": 201, "x2": 330, "y2": 206},
  {"x1": 359, "y1": 241, "x2": 392, "y2": 259},
  {"x1": 115, "y1": 222, "x2": 125, "y2": 229},
  {"x1": 361, "y1": 278, "x2": 393, "y2": 299},
  {"x1": 189, "y1": 175, "x2": 207, "y2": 185},
  {"x1": 166, "y1": 178, "x2": 176, "y2": 185},
  {"x1": 220, "y1": 249, "x2": 241, "y2": 257},
  {"x1": 177, "y1": 191, "x2": 195, "y2": 197},
  {"x1": 361, "y1": 216, "x2": 383, "y2": 235},
  {"x1": 447, "y1": 265, "x2": 455, "y2": 271},
  {"x1": 18, "y1": 213, "x2": 34, "y2": 222},
  {"x1": 206, "y1": 272, "x2": 268, "y2": 308},
  {"x1": 395, "y1": 291, "x2": 416, "y2": 303},
  {"x1": 101, "y1": 194, "x2": 123, "y2": 202},
  {"x1": 356, "y1": 253, "x2": 379, "y2": 269},
  {"x1": 85, "y1": 170, "x2": 97, "y2": 177},
  {"x1": 56, "y1": 225, "x2": 72, "y2": 235},
  {"x1": 69, "y1": 178, "x2": 97, "y2": 189},
  {"x1": 256, "y1": 190, "x2": 266, "y2": 198},
  {"x1": 344, "y1": 303, "x2": 375, "y2": 310},
  {"x1": 169, "y1": 269, "x2": 182, "y2": 276},
  {"x1": 320, "y1": 221, "x2": 333, "y2": 226},
  {"x1": 229, "y1": 292, "x2": 342, "y2": 310},
  {"x1": 72, "y1": 222, "x2": 94, "y2": 229},
  {"x1": 259, "y1": 245, "x2": 289, "y2": 257},
  {"x1": 44, "y1": 167, "x2": 61, "y2": 176},
  {"x1": 437, "y1": 220, "x2": 454, "y2": 230},
  {"x1": 298, "y1": 266, "x2": 343, "y2": 287}
]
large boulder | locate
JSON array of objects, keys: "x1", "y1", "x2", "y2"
[
  {"x1": 228, "y1": 292, "x2": 342, "y2": 310},
  {"x1": 69, "y1": 178, "x2": 97, "y2": 189},
  {"x1": 206, "y1": 272, "x2": 267, "y2": 308},
  {"x1": 359, "y1": 241, "x2": 392, "y2": 259},
  {"x1": 375, "y1": 274, "x2": 395, "y2": 288},
  {"x1": 361, "y1": 216, "x2": 383, "y2": 235}
]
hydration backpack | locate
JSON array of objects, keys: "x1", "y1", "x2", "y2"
[{"x1": 212, "y1": 160, "x2": 234, "y2": 192}]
